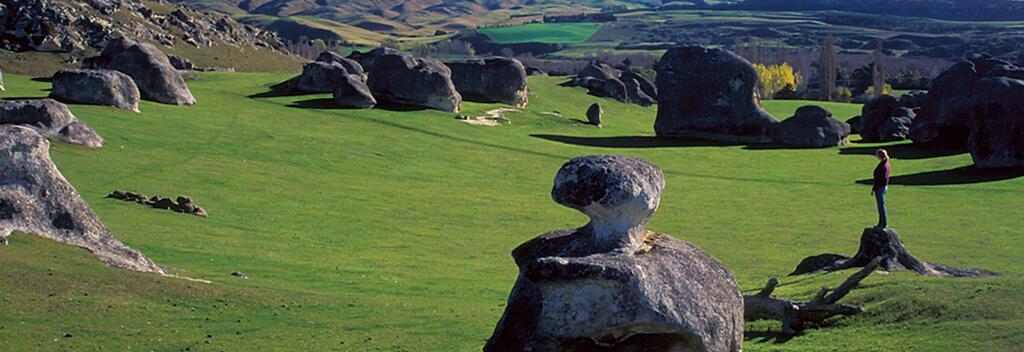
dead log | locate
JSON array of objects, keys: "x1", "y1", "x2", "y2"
[
  {"x1": 790, "y1": 227, "x2": 996, "y2": 277},
  {"x1": 744, "y1": 257, "x2": 881, "y2": 335}
]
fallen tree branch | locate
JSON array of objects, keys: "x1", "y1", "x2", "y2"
[{"x1": 744, "y1": 257, "x2": 882, "y2": 335}]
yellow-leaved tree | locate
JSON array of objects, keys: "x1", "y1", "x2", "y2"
[{"x1": 754, "y1": 63, "x2": 802, "y2": 99}]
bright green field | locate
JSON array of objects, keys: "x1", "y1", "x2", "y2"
[
  {"x1": 479, "y1": 23, "x2": 601, "y2": 44},
  {"x1": 0, "y1": 73, "x2": 1022, "y2": 351}
]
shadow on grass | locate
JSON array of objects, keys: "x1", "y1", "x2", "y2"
[
  {"x1": 248, "y1": 77, "x2": 308, "y2": 98},
  {"x1": 531, "y1": 134, "x2": 741, "y2": 148},
  {"x1": 841, "y1": 142, "x2": 968, "y2": 160},
  {"x1": 855, "y1": 165, "x2": 1024, "y2": 186},
  {"x1": 2, "y1": 96, "x2": 50, "y2": 101},
  {"x1": 30, "y1": 77, "x2": 53, "y2": 83},
  {"x1": 287, "y1": 98, "x2": 428, "y2": 112},
  {"x1": 744, "y1": 330, "x2": 796, "y2": 344}
]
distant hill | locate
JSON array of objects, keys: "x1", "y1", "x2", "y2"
[{"x1": 725, "y1": 0, "x2": 1024, "y2": 21}]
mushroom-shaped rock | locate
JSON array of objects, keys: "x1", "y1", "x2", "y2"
[
  {"x1": 968, "y1": 77, "x2": 1024, "y2": 168},
  {"x1": 586, "y1": 102, "x2": 602, "y2": 127},
  {"x1": 333, "y1": 74, "x2": 376, "y2": 109},
  {"x1": 0, "y1": 99, "x2": 103, "y2": 148},
  {"x1": 0, "y1": 126, "x2": 162, "y2": 273},
  {"x1": 485, "y1": 155, "x2": 743, "y2": 352},
  {"x1": 296, "y1": 61, "x2": 351, "y2": 93},
  {"x1": 447, "y1": 58, "x2": 529, "y2": 108},
  {"x1": 348, "y1": 48, "x2": 462, "y2": 112},
  {"x1": 83, "y1": 38, "x2": 195, "y2": 106},
  {"x1": 655, "y1": 46, "x2": 778, "y2": 143},
  {"x1": 772, "y1": 105, "x2": 851, "y2": 147},
  {"x1": 50, "y1": 69, "x2": 141, "y2": 112}
]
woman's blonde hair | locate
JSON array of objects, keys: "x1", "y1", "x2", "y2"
[{"x1": 876, "y1": 149, "x2": 889, "y2": 160}]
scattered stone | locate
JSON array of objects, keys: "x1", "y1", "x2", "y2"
[
  {"x1": 485, "y1": 155, "x2": 743, "y2": 351},
  {"x1": 332, "y1": 75, "x2": 376, "y2": 109},
  {"x1": 84, "y1": 38, "x2": 196, "y2": 106},
  {"x1": 655, "y1": 46, "x2": 778, "y2": 143},
  {"x1": 447, "y1": 58, "x2": 529, "y2": 108},
  {"x1": 0, "y1": 126, "x2": 162, "y2": 273},
  {"x1": 166, "y1": 54, "x2": 195, "y2": 71},
  {"x1": 967, "y1": 77, "x2": 1024, "y2": 168},
  {"x1": 772, "y1": 105, "x2": 851, "y2": 147},
  {"x1": 349, "y1": 47, "x2": 462, "y2": 112},
  {"x1": 231, "y1": 271, "x2": 248, "y2": 279},
  {"x1": 0, "y1": 99, "x2": 104, "y2": 148},
  {"x1": 50, "y1": 69, "x2": 141, "y2": 112},
  {"x1": 107, "y1": 190, "x2": 208, "y2": 217},
  {"x1": 586, "y1": 102, "x2": 602, "y2": 127},
  {"x1": 199, "y1": 66, "x2": 235, "y2": 73},
  {"x1": 574, "y1": 62, "x2": 658, "y2": 106},
  {"x1": 458, "y1": 108, "x2": 516, "y2": 126}
]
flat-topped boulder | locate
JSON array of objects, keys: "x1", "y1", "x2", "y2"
[
  {"x1": 348, "y1": 47, "x2": 461, "y2": 112},
  {"x1": 50, "y1": 69, "x2": 141, "y2": 112},
  {"x1": 447, "y1": 58, "x2": 529, "y2": 108},
  {"x1": 84, "y1": 38, "x2": 195, "y2": 106},
  {"x1": 0, "y1": 99, "x2": 103, "y2": 148},
  {"x1": 485, "y1": 155, "x2": 742, "y2": 352},
  {"x1": 0, "y1": 126, "x2": 162, "y2": 273},
  {"x1": 773, "y1": 105, "x2": 851, "y2": 147},
  {"x1": 655, "y1": 46, "x2": 778, "y2": 143},
  {"x1": 968, "y1": 77, "x2": 1024, "y2": 168}
]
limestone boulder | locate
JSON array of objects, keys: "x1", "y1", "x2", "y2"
[
  {"x1": 0, "y1": 99, "x2": 103, "y2": 148},
  {"x1": 447, "y1": 58, "x2": 529, "y2": 108},
  {"x1": 83, "y1": 38, "x2": 195, "y2": 106},
  {"x1": 50, "y1": 69, "x2": 141, "y2": 112},
  {"x1": 485, "y1": 155, "x2": 743, "y2": 352},
  {"x1": 654, "y1": 46, "x2": 778, "y2": 143},
  {"x1": 772, "y1": 105, "x2": 851, "y2": 147},
  {"x1": 859, "y1": 95, "x2": 900, "y2": 142},
  {"x1": 295, "y1": 61, "x2": 351, "y2": 93},
  {"x1": 967, "y1": 77, "x2": 1024, "y2": 168},
  {"x1": 333, "y1": 74, "x2": 376, "y2": 109},
  {"x1": 349, "y1": 48, "x2": 461, "y2": 112},
  {"x1": 0, "y1": 126, "x2": 162, "y2": 273},
  {"x1": 315, "y1": 51, "x2": 365, "y2": 78},
  {"x1": 586, "y1": 103, "x2": 602, "y2": 127}
]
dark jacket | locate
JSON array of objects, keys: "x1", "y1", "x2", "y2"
[{"x1": 873, "y1": 161, "x2": 891, "y2": 191}]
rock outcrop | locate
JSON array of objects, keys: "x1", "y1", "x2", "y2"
[
  {"x1": 333, "y1": 75, "x2": 377, "y2": 109},
  {"x1": 348, "y1": 47, "x2": 461, "y2": 112},
  {"x1": 967, "y1": 77, "x2": 1024, "y2": 168},
  {"x1": 166, "y1": 54, "x2": 196, "y2": 71},
  {"x1": 654, "y1": 46, "x2": 778, "y2": 143},
  {"x1": 912, "y1": 57, "x2": 1023, "y2": 144},
  {"x1": 772, "y1": 105, "x2": 851, "y2": 147},
  {"x1": 0, "y1": 126, "x2": 162, "y2": 273},
  {"x1": 315, "y1": 51, "x2": 365, "y2": 78},
  {"x1": 485, "y1": 155, "x2": 743, "y2": 352},
  {"x1": 0, "y1": 99, "x2": 103, "y2": 148},
  {"x1": 447, "y1": 58, "x2": 529, "y2": 108},
  {"x1": 574, "y1": 63, "x2": 657, "y2": 106},
  {"x1": 50, "y1": 69, "x2": 141, "y2": 112},
  {"x1": 295, "y1": 61, "x2": 351, "y2": 93},
  {"x1": 84, "y1": 38, "x2": 196, "y2": 106}
]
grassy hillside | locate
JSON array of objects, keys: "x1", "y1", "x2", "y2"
[
  {"x1": 0, "y1": 73, "x2": 1021, "y2": 351},
  {"x1": 479, "y1": 23, "x2": 602, "y2": 44}
]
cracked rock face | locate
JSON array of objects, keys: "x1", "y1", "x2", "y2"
[
  {"x1": 0, "y1": 99, "x2": 104, "y2": 148},
  {"x1": 486, "y1": 155, "x2": 743, "y2": 352},
  {"x1": 0, "y1": 126, "x2": 162, "y2": 273},
  {"x1": 655, "y1": 46, "x2": 778, "y2": 143}
]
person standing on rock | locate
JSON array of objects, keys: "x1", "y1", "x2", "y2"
[{"x1": 871, "y1": 149, "x2": 891, "y2": 228}]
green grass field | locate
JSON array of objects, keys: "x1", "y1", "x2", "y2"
[
  {"x1": 479, "y1": 23, "x2": 601, "y2": 44},
  {"x1": 0, "y1": 73, "x2": 1022, "y2": 351}
]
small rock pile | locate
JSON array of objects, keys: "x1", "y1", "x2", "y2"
[{"x1": 108, "y1": 190, "x2": 208, "y2": 217}]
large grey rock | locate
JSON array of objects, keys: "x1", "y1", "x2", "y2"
[
  {"x1": 50, "y1": 69, "x2": 141, "y2": 112},
  {"x1": 0, "y1": 99, "x2": 103, "y2": 148},
  {"x1": 898, "y1": 90, "x2": 927, "y2": 109},
  {"x1": 485, "y1": 155, "x2": 743, "y2": 352},
  {"x1": 968, "y1": 77, "x2": 1024, "y2": 168},
  {"x1": 578, "y1": 62, "x2": 621, "y2": 81},
  {"x1": 655, "y1": 46, "x2": 778, "y2": 143},
  {"x1": 859, "y1": 95, "x2": 900, "y2": 142},
  {"x1": 586, "y1": 103, "x2": 602, "y2": 127},
  {"x1": 0, "y1": 126, "x2": 162, "y2": 273},
  {"x1": 332, "y1": 74, "x2": 376, "y2": 109},
  {"x1": 166, "y1": 54, "x2": 195, "y2": 71},
  {"x1": 83, "y1": 38, "x2": 196, "y2": 106},
  {"x1": 316, "y1": 51, "x2": 365, "y2": 78},
  {"x1": 348, "y1": 48, "x2": 462, "y2": 112},
  {"x1": 772, "y1": 105, "x2": 851, "y2": 147},
  {"x1": 296, "y1": 61, "x2": 351, "y2": 93},
  {"x1": 621, "y1": 71, "x2": 658, "y2": 100},
  {"x1": 878, "y1": 107, "x2": 915, "y2": 141},
  {"x1": 574, "y1": 64, "x2": 657, "y2": 106},
  {"x1": 622, "y1": 77, "x2": 657, "y2": 106},
  {"x1": 447, "y1": 58, "x2": 529, "y2": 108}
]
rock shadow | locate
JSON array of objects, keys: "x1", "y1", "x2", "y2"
[
  {"x1": 247, "y1": 77, "x2": 308, "y2": 98},
  {"x1": 287, "y1": 98, "x2": 427, "y2": 112},
  {"x1": 744, "y1": 330, "x2": 796, "y2": 344},
  {"x1": 531, "y1": 134, "x2": 741, "y2": 148},
  {"x1": 30, "y1": 77, "x2": 53, "y2": 83},
  {"x1": 855, "y1": 165, "x2": 1024, "y2": 186},
  {"x1": 840, "y1": 142, "x2": 968, "y2": 160}
]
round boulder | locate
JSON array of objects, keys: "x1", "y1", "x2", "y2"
[
  {"x1": 772, "y1": 105, "x2": 851, "y2": 147},
  {"x1": 586, "y1": 102, "x2": 602, "y2": 127},
  {"x1": 50, "y1": 69, "x2": 141, "y2": 112}
]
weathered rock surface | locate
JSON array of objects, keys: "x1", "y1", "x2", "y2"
[
  {"x1": 655, "y1": 46, "x2": 778, "y2": 143},
  {"x1": 447, "y1": 58, "x2": 529, "y2": 108},
  {"x1": 348, "y1": 48, "x2": 461, "y2": 112},
  {"x1": 295, "y1": 61, "x2": 351, "y2": 93},
  {"x1": 0, "y1": 126, "x2": 162, "y2": 273},
  {"x1": 859, "y1": 95, "x2": 912, "y2": 142},
  {"x1": 574, "y1": 63, "x2": 658, "y2": 106},
  {"x1": 50, "y1": 69, "x2": 141, "y2": 112},
  {"x1": 485, "y1": 155, "x2": 743, "y2": 352},
  {"x1": 586, "y1": 103, "x2": 602, "y2": 127},
  {"x1": 333, "y1": 75, "x2": 376, "y2": 109},
  {"x1": 772, "y1": 105, "x2": 851, "y2": 147},
  {"x1": 84, "y1": 38, "x2": 196, "y2": 106},
  {"x1": 967, "y1": 77, "x2": 1024, "y2": 168},
  {"x1": 166, "y1": 54, "x2": 195, "y2": 71},
  {"x1": 898, "y1": 90, "x2": 927, "y2": 109},
  {"x1": 878, "y1": 107, "x2": 915, "y2": 141},
  {"x1": 315, "y1": 51, "x2": 365, "y2": 78},
  {"x1": 912, "y1": 57, "x2": 1022, "y2": 144},
  {"x1": 0, "y1": 99, "x2": 104, "y2": 148}
]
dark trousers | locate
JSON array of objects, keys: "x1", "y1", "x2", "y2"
[{"x1": 875, "y1": 187, "x2": 887, "y2": 228}]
